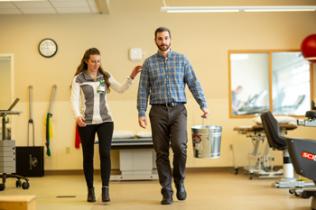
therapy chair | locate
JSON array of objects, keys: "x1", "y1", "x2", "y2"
[{"x1": 260, "y1": 111, "x2": 314, "y2": 188}]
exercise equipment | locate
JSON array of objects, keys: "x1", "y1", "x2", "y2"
[
  {"x1": 0, "y1": 98, "x2": 30, "y2": 191},
  {"x1": 288, "y1": 110, "x2": 316, "y2": 210},
  {"x1": 301, "y1": 34, "x2": 316, "y2": 63},
  {"x1": 261, "y1": 111, "x2": 316, "y2": 209},
  {"x1": 15, "y1": 86, "x2": 44, "y2": 177},
  {"x1": 261, "y1": 112, "x2": 314, "y2": 188},
  {"x1": 75, "y1": 125, "x2": 80, "y2": 149},
  {"x1": 297, "y1": 110, "x2": 316, "y2": 127},
  {"x1": 45, "y1": 84, "x2": 57, "y2": 156}
]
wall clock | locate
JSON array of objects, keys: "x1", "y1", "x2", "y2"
[{"x1": 38, "y1": 38, "x2": 58, "y2": 58}]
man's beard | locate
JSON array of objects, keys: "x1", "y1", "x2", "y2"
[{"x1": 157, "y1": 43, "x2": 171, "y2": 52}]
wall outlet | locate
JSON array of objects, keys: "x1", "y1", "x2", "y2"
[
  {"x1": 229, "y1": 144, "x2": 233, "y2": 151},
  {"x1": 66, "y1": 147, "x2": 71, "y2": 154}
]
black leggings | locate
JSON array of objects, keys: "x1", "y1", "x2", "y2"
[{"x1": 78, "y1": 122, "x2": 114, "y2": 189}]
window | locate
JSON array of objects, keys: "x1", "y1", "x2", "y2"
[{"x1": 229, "y1": 50, "x2": 312, "y2": 117}]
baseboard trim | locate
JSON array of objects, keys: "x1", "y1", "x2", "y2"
[
  {"x1": 44, "y1": 167, "x2": 235, "y2": 176},
  {"x1": 186, "y1": 167, "x2": 235, "y2": 173}
]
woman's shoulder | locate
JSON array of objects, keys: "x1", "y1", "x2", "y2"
[
  {"x1": 73, "y1": 72, "x2": 87, "y2": 83},
  {"x1": 108, "y1": 73, "x2": 117, "y2": 83}
]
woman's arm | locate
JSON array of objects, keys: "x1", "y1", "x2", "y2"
[
  {"x1": 109, "y1": 76, "x2": 133, "y2": 93},
  {"x1": 70, "y1": 77, "x2": 86, "y2": 126},
  {"x1": 70, "y1": 77, "x2": 81, "y2": 117},
  {"x1": 109, "y1": 65, "x2": 142, "y2": 93}
]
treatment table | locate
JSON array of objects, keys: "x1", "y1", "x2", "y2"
[{"x1": 110, "y1": 136, "x2": 158, "y2": 181}]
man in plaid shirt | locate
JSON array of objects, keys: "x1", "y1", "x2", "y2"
[{"x1": 137, "y1": 27, "x2": 208, "y2": 205}]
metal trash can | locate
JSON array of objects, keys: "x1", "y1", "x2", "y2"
[{"x1": 191, "y1": 125, "x2": 222, "y2": 159}]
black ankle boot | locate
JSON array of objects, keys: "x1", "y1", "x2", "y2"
[
  {"x1": 161, "y1": 189, "x2": 173, "y2": 205},
  {"x1": 87, "y1": 187, "x2": 96, "y2": 202},
  {"x1": 175, "y1": 183, "x2": 187, "y2": 201},
  {"x1": 102, "y1": 186, "x2": 110, "y2": 202}
]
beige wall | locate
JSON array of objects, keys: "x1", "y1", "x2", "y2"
[{"x1": 0, "y1": 0, "x2": 316, "y2": 170}]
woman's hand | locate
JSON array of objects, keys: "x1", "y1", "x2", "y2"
[
  {"x1": 130, "y1": 65, "x2": 142, "y2": 79},
  {"x1": 76, "y1": 116, "x2": 86, "y2": 127}
]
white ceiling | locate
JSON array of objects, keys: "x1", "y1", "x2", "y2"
[{"x1": 0, "y1": 0, "x2": 110, "y2": 14}]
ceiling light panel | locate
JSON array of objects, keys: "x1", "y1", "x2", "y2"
[
  {"x1": 161, "y1": 5, "x2": 316, "y2": 13},
  {"x1": 14, "y1": 1, "x2": 56, "y2": 14},
  {"x1": 50, "y1": 0, "x2": 97, "y2": 13},
  {"x1": 0, "y1": 0, "x2": 101, "y2": 14},
  {"x1": 0, "y1": 0, "x2": 46, "y2": 2},
  {"x1": 0, "y1": 2, "x2": 19, "y2": 14}
]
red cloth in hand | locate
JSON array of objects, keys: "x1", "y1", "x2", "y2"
[{"x1": 75, "y1": 125, "x2": 81, "y2": 149}]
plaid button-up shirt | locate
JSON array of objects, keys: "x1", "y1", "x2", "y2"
[{"x1": 137, "y1": 50, "x2": 207, "y2": 117}]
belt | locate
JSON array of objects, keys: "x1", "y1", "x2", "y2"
[{"x1": 154, "y1": 102, "x2": 184, "y2": 107}]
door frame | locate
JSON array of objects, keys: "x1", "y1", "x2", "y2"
[{"x1": 0, "y1": 53, "x2": 14, "y2": 102}]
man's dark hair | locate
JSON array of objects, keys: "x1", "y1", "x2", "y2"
[{"x1": 155, "y1": 27, "x2": 171, "y2": 39}]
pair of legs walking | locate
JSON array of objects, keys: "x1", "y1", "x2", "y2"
[
  {"x1": 78, "y1": 121, "x2": 113, "y2": 202},
  {"x1": 150, "y1": 104, "x2": 188, "y2": 205}
]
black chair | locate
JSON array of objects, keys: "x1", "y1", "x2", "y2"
[
  {"x1": 261, "y1": 111, "x2": 316, "y2": 210},
  {"x1": 261, "y1": 111, "x2": 287, "y2": 150},
  {"x1": 260, "y1": 111, "x2": 313, "y2": 188}
]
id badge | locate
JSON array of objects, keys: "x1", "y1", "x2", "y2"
[{"x1": 97, "y1": 79, "x2": 106, "y2": 93}]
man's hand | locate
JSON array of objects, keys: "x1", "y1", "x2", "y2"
[
  {"x1": 138, "y1": 116, "x2": 147, "y2": 128},
  {"x1": 201, "y1": 108, "x2": 209, "y2": 119},
  {"x1": 76, "y1": 116, "x2": 86, "y2": 127}
]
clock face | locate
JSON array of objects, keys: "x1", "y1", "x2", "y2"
[{"x1": 38, "y1": 38, "x2": 58, "y2": 58}]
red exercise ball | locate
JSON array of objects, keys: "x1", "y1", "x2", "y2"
[{"x1": 301, "y1": 34, "x2": 316, "y2": 63}]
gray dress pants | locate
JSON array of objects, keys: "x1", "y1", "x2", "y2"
[{"x1": 149, "y1": 104, "x2": 187, "y2": 194}]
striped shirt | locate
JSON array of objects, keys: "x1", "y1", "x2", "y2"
[
  {"x1": 71, "y1": 71, "x2": 132, "y2": 124},
  {"x1": 137, "y1": 50, "x2": 207, "y2": 117}
]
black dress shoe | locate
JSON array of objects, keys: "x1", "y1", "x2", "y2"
[
  {"x1": 176, "y1": 183, "x2": 187, "y2": 200},
  {"x1": 102, "y1": 186, "x2": 110, "y2": 202},
  {"x1": 87, "y1": 187, "x2": 96, "y2": 202}
]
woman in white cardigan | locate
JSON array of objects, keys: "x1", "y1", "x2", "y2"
[{"x1": 71, "y1": 48, "x2": 141, "y2": 203}]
